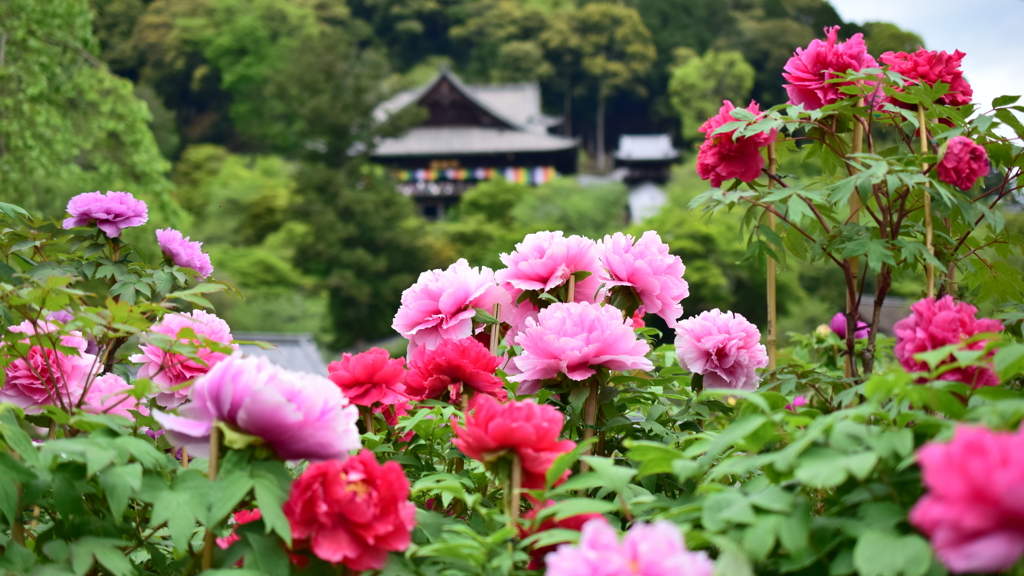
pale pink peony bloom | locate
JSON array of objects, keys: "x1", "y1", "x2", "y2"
[
  {"x1": 495, "y1": 231, "x2": 602, "y2": 303},
  {"x1": 599, "y1": 231, "x2": 689, "y2": 327},
  {"x1": 156, "y1": 228, "x2": 214, "y2": 279},
  {"x1": 893, "y1": 296, "x2": 1003, "y2": 388},
  {"x1": 153, "y1": 354, "x2": 361, "y2": 461},
  {"x1": 1, "y1": 320, "x2": 99, "y2": 413},
  {"x1": 62, "y1": 191, "x2": 149, "y2": 238},
  {"x1": 696, "y1": 100, "x2": 776, "y2": 188},
  {"x1": 510, "y1": 302, "x2": 653, "y2": 394},
  {"x1": 783, "y1": 26, "x2": 879, "y2": 110},
  {"x1": 936, "y1": 137, "x2": 989, "y2": 191},
  {"x1": 675, "y1": 309, "x2": 768, "y2": 391},
  {"x1": 82, "y1": 373, "x2": 150, "y2": 421},
  {"x1": 879, "y1": 49, "x2": 972, "y2": 107},
  {"x1": 392, "y1": 258, "x2": 510, "y2": 352},
  {"x1": 130, "y1": 310, "x2": 237, "y2": 408},
  {"x1": 545, "y1": 519, "x2": 714, "y2": 576},
  {"x1": 909, "y1": 426, "x2": 1024, "y2": 574}
]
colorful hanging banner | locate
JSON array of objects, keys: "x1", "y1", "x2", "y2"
[{"x1": 393, "y1": 166, "x2": 557, "y2": 186}]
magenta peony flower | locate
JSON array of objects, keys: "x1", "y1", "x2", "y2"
[
  {"x1": 82, "y1": 373, "x2": 150, "y2": 421},
  {"x1": 510, "y1": 302, "x2": 653, "y2": 394},
  {"x1": 130, "y1": 310, "x2": 237, "y2": 408},
  {"x1": 785, "y1": 396, "x2": 808, "y2": 412},
  {"x1": 675, "y1": 309, "x2": 769, "y2": 391},
  {"x1": 404, "y1": 336, "x2": 506, "y2": 404},
  {"x1": 830, "y1": 312, "x2": 870, "y2": 339},
  {"x1": 1, "y1": 320, "x2": 99, "y2": 413},
  {"x1": 155, "y1": 228, "x2": 214, "y2": 279},
  {"x1": 893, "y1": 296, "x2": 1003, "y2": 387},
  {"x1": 545, "y1": 519, "x2": 714, "y2": 576},
  {"x1": 696, "y1": 100, "x2": 776, "y2": 188},
  {"x1": 937, "y1": 137, "x2": 989, "y2": 191},
  {"x1": 153, "y1": 354, "x2": 361, "y2": 461},
  {"x1": 880, "y1": 49, "x2": 972, "y2": 107},
  {"x1": 62, "y1": 191, "x2": 149, "y2": 238},
  {"x1": 392, "y1": 258, "x2": 510, "y2": 353},
  {"x1": 598, "y1": 231, "x2": 689, "y2": 327},
  {"x1": 783, "y1": 26, "x2": 879, "y2": 110},
  {"x1": 327, "y1": 347, "x2": 407, "y2": 408},
  {"x1": 495, "y1": 231, "x2": 602, "y2": 303},
  {"x1": 909, "y1": 426, "x2": 1024, "y2": 573}
]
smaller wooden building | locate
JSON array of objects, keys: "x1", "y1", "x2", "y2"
[{"x1": 613, "y1": 134, "x2": 679, "y2": 186}]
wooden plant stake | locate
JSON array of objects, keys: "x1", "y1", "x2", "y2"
[
  {"x1": 181, "y1": 446, "x2": 188, "y2": 469},
  {"x1": 766, "y1": 141, "x2": 778, "y2": 371},
  {"x1": 201, "y1": 425, "x2": 221, "y2": 570},
  {"x1": 489, "y1": 303, "x2": 502, "y2": 357},
  {"x1": 506, "y1": 454, "x2": 523, "y2": 524},
  {"x1": 919, "y1": 104, "x2": 935, "y2": 298},
  {"x1": 845, "y1": 102, "x2": 865, "y2": 378}
]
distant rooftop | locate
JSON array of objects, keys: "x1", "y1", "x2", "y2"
[
  {"x1": 613, "y1": 134, "x2": 680, "y2": 161},
  {"x1": 235, "y1": 332, "x2": 328, "y2": 376},
  {"x1": 374, "y1": 126, "x2": 576, "y2": 157}
]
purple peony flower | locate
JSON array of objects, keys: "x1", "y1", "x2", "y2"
[
  {"x1": 830, "y1": 312, "x2": 870, "y2": 339},
  {"x1": 63, "y1": 191, "x2": 149, "y2": 238},
  {"x1": 153, "y1": 354, "x2": 361, "y2": 461},
  {"x1": 156, "y1": 228, "x2": 214, "y2": 279}
]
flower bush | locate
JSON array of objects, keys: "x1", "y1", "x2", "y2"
[{"x1": 2, "y1": 28, "x2": 1024, "y2": 576}]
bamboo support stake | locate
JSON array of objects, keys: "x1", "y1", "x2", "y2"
[
  {"x1": 181, "y1": 446, "x2": 188, "y2": 469},
  {"x1": 579, "y1": 378, "x2": 600, "y2": 474},
  {"x1": 845, "y1": 104, "x2": 865, "y2": 378},
  {"x1": 507, "y1": 454, "x2": 523, "y2": 524},
  {"x1": 362, "y1": 411, "x2": 375, "y2": 436},
  {"x1": 567, "y1": 275, "x2": 576, "y2": 303},
  {"x1": 766, "y1": 141, "x2": 778, "y2": 371},
  {"x1": 919, "y1": 104, "x2": 935, "y2": 299},
  {"x1": 201, "y1": 425, "x2": 221, "y2": 570},
  {"x1": 489, "y1": 303, "x2": 501, "y2": 357}
]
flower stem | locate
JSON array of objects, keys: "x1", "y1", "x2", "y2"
[
  {"x1": 766, "y1": 140, "x2": 778, "y2": 371},
  {"x1": 201, "y1": 425, "x2": 221, "y2": 570},
  {"x1": 362, "y1": 410, "x2": 375, "y2": 436},
  {"x1": 919, "y1": 103, "x2": 935, "y2": 299},
  {"x1": 579, "y1": 379, "x2": 600, "y2": 473},
  {"x1": 505, "y1": 453, "x2": 522, "y2": 525}
]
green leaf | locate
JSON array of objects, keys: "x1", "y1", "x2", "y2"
[
  {"x1": 535, "y1": 498, "x2": 619, "y2": 521},
  {"x1": 0, "y1": 408, "x2": 40, "y2": 466},
  {"x1": 252, "y1": 461, "x2": 293, "y2": 546},
  {"x1": 853, "y1": 531, "x2": 933, "y2": 576},
  {"x1": 993, "y1": 95, "x2": 1021, "y2": 108},
  {"x1": 209, "y1": 473, "x2": 255, "y2": 526},
  {"x1": 472, "y1": 308, "x2": 500, "y2": 325},
  {"x1": 98, "y1": 463, "x2": 143, "y2": 520},
  {"x1": 241, "y1": 529, "x2": 291, "y2": 574},
  {"x1": 626, "y1": 440, "x2": 684, "y2": 479},
  {"x1": 0, "y1": 201, "x2": 31, "y2": 221},
  {"x1": 546, "y1": 439, "x2": 596, "y2": 488}
]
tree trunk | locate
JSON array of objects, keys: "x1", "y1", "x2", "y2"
[
  {"x1": 596, "y1": 95, "x2": 606, "y2": 172},
  {"x1": 563, "y1": 85, "x2": 573, "y2": 137}
]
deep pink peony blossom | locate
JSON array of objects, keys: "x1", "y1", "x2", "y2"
[
  {"x1": 510, "y1": 302, "x2": 653, "y2": 394},
  {"x1": 216, "y1": 509, "x2": 263, "y2": 550},
  {"x1": 880, "y1": 49, "x2": 973, "y2": 107},
  {"x1": 496, "y1": 231, "x2": 602, "y2": 303},
  {"x1": 519, "y1": 501, "x2": 605, "y2": 570},
  {"x1": 785, "y1": 396, "x2": 808, "y2": 412},
  {"x1": 599, "y1": 231, "x2": 689, "y2": 328},
  {"x1": 403, "y1": 337, "x2": 506, "y2": 404},
  {"x1": 452, "y1": 395, "x2": 575, "y2": 489},
  {"x1": 909, "y1": 426, "x2": 1024, "y2": 573},
  {"x1": 82, "y1": 373, "x2": 150, "y2": 421},
  {"x1": 1, "y1": 320, "x2": 99, "y2": 413},
  {"x1": 893, "y1": 296, "x2": 1003, "y2": 387},
  {"x1": 696, "y1": 100, "x2": 777, "y2": 188},
  {"x1": 155, "y1": 228, "x2": 214, "y2": 279},
  {"x1": 783, "y1": 26, "x2": 879, "y2": 110},
  {"x1": 327, "y1": 348, "x2": 407, "y2": 408},
  {"x1": 62, "y1": 191, "x2": 149, "y2": 238},
  {"x1": 283, "y1": 451, "x2": 416, "y2": 571},
  {"x1": 392, "y1": 258, "x2": 510, "y2": 353},
  {"x1": 830, "y1": 312, "x2": 870, "y2": 339},
  {"x1": 545, "y1": 519, "x2": 715, "y2": 576},
  {"x1": 675, "y1": 309, "x2": 768, "y2": 391},
  {"x1": 130, "y1": 310, "x2": 236, "y2": 408},
  {"x1": 153, "y1": 354, "x2": 361, "y2": 461},
  {"x1": 936, "y1": 136, "x2": 989, "y2": 190}
]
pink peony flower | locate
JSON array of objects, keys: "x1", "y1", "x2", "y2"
[
  {"x1": 155, "y1": 228, "x2": 214, "y2": 279},
  {"x1": 696, "y1": 100, "x2": 777, "y2": 188},
  {"x1": 909, "y1": 426, "x2": 1024, "y2": 574},
  {"x1": 599, "y1": 231, "x2": 689, "y2": 327},
  {"x1": 936, "y1": 137, "x2": 989, "y2": 191},
  {"x1": 894, "y1": 296, "x2": 1003, "y2": 387},
  {"x1": 62, "y1": 191, "x2": 149, "y2": 238},
  {"x1": 785, "y1": 396, "x2": 808, "y2": 412},
  {"x1": 130, "y1": 310, "x2": 236, "y2": 408},
  {"x1": 327, "y1": 348, "x2": 407, "y2": 408},
  {"x1": 403, "y1": 337, "x2": 506, "y2": 404},
  {"x1": 675, "y1": 309, "x2": 768, "y2": 391},
  {"x1": 783, "y1": 26, "x2": 879, "y2": 110},
  {"x1": 452, "y1": 395, "x2": 575, "y2": 489},
  {"x1": 519, "y1": 501, "x2": 605, "y2": 570},
  {"x1": 82, "y1": 373, "x2": 150, "y2": 421},
  {"x1": 545, "y1": 519, "x2": 715, "y2": 576},
  {"x1": 496, "y1": 231, "x2": 602, "y2": 303},
  {"x1": 153, "y1": 354, "x2": 361, "y2": 461},
  {"x1": 880, "y1": 49, "x2": 973, "y2": 107},
  {"x1": 392, "y1": 258, "x2": 510, "y2": 353},
  {"x1": 830, "y1": 312, "x2": 870, "y2": 339},
  {"x1": 1, "y1": 320, "x2": 99, "y2": 413},
  {"x1": 510, "y1": 302, "x2": 653, "y2": 394}
]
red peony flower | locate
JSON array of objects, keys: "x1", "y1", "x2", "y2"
[
  {"x1": 936, "y1": 136, "x2": 989, "y2": 190},
  {"x1": 519, "y1": 501, "x2": 605, "y2": 569},
  {"x1": 880, "y1": 49, "x2": 972, "y2": 107},
  {"x1": 696, "y1": 100, "x2": 776, "y2": 188},
  {"x1": 283, "y1": 450, "x2": 416, "y2": 572},
  {"x1": 328, "y1": 348, "x2": 407, "y2": 407},
  {"x1": 894, "y1": 296, "x2": 1003, "y2": 387},
  {"x1": 783, "y1": 26, "x2": 879, "y2": 110},
  {"x1": 404, "y1": 337, "x2": 507, "y2": 404},
  {"x1": 216, "y1": 509, "x2": 263, "y2": 550},
  {"x1": 452, "y1": 395, "x2": 575, "y2": 489}
]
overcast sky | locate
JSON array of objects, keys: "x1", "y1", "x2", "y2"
[{"x1": 830, "y1": 0, "x2": 1024, "y2": 117}]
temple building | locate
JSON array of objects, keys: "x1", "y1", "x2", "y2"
[
  {"x1": 371, "y1": 68, "x2": 578, "y2": 219},
  {"x1": 613, "y1": 134, "x2": 679, "y2": 224}
]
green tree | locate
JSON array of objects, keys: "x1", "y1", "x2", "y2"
[
  {"x1": 449, "y1": 0, "x2": 553, "y2": 83},
  {"x1": 861, "y1": 22, "x2": 925, "y2": 56},
  {"x1": 668, "y1": 48, "x2": 756, "y2": 141}
]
